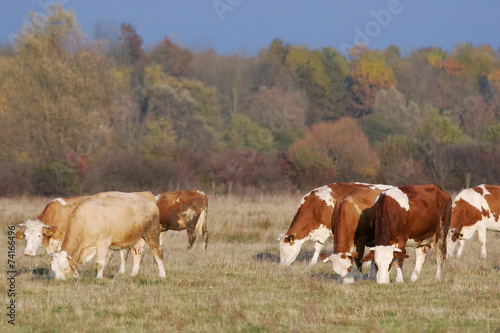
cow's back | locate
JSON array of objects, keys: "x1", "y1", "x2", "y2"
[
  {"x1": 333, "y1": 187, "x2": 385, "y2": 251},
  {"x1": 157, "y1": 190, "x2": 207, "y2": 230},
  {"x1": 64, "y1": 192, "x2": 159, "y2": 251},
  {"x1": 374, "y1": 184, "x2": 451, "y2": 245}
]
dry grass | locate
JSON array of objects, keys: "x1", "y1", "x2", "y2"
[{"x1": 1, "y1": 194, "x2": 500, "y2": 332}]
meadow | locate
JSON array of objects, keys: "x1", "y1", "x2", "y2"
[{"x1": 1, "y1": 194, "x2": 499, "y2": 332}]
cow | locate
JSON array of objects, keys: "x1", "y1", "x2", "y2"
[
  {"x1": 322, "y1": 186, "x2": 392, "y2": 283},
  {"x1": 155, "y1": 190, "x2": 208, "y2": 250},
  {"x1": 15, "y1": 195, "x2": 138, "y2": 274},
  {"x1": 362, "y1": 184, "x2": 452, "y2": 284},
  {"x1": 50, "y1": 191, "x2": 166, "y2": 280},
  {"x1": 16, "y1": 196, "x2": 90, "y2": 256},
  {"x1": 278, "y1": 182, "x2": 393, "y2": 267},
  {"x1": 447, "y1": 185, "x2": 500, "y2": 259}
]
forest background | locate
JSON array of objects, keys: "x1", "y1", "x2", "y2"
[{"x1": 1, "y1": 5, "x2": 500, "y2": 196}]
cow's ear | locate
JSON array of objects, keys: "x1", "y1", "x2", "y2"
[
  {"x1": 360, "y1": 251, "x2": 374, "y2": 263},
  {"x1": 15, "y1": 230, "x2": 25, "y2": 240},
  {"x1": 393, "y1": 252, "x2": 409, "y2": 260},
  {"x1": 320, "y1": 252, "x2": 331, "y2": 262},
  {"x1": 351, "y1": 252, "x2": 359, "y2": 259},
  {"x1": 43, "y1": 226, "x2": 57, "y2": 237}
]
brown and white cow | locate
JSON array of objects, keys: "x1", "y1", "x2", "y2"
[
  {"x1": 447, "y1": 185, "x2": 500, "y2": 259},
  {"x1": 278, "y1": 182, "x2": 393, "y2": 266},
  {"x1": 362, "y1": 184, "x2": 452, "y2": 284},
  {"x1": 50, "y1": 191, "x2": 166, "y2": 280},
  {"x1": 16, "y1": 196, "x2": 90, "y2": 256},
  {"x1": 322, "y1": 186, "x2": 392, "y2": 283},
  {"x1": 155, "y1": 190, "x2": 208, "y2": 250}
]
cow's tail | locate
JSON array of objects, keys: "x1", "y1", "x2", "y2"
[
  {"x1": 437, "y1": 194, "x2": 452, "y2": 260},
  {"x1": 195, "y1": 208, "x2": 208, "y2": 250}
]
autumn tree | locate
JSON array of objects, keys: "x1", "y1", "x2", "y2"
[
  {"x1": 150, "y1": 37, "x2": 193, "y2": 77},
  {"x1": 246, "y1": 85, "x2": 307, "y2": 150},
  {"x1": 288, "y1": 118, "x2": 380, "y2": 189},
  {"x1": 0, "y1": 4, "x2": 115, "y2": 194},
  {"x1": 415, "y1": 107, "x2": 463, "y2": 186},
  {"x1": 347, "y1": 48, "x2": 397, "y2": 117},
  {"x1": 285, "y1": 46, "x2": 332, "y2": 124}
]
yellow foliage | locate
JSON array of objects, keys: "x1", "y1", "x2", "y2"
[{"x1": 286, "y1": 46, "x2": 331, "y2": 90}]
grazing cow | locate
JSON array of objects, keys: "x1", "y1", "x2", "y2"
[
  {"x1": 362, "y1": 184, "x2": 452, "y2": 284},
  {"x1": 16, "y1": 196, "x2": 90, "y2": 256},
  {"x1": 278, "y1": 182, "x2": 393, "y2": 266},
  {"x1": 447, "y1": 185, "x2": 500, "y2": 259},
  {"x1": 155, "y1": 190, "x2": 208, "y2": 250},
  {"x1": 50, "y1": 191, "x2": 166, "y2": 280},
  {"x1": 322, "y1": 186, "x2": 392, "y2": 283}
]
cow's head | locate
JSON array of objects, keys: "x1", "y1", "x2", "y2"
[
  {"x1": 373, "y1": 245, "x2": 408, "y2": 284},
  {"x1": 50, "y1": 251, "x2": 79, "y2": 280},
  {"x1": 446, "y1": 227, "x2": 463, "y2": 258},
  {"x1": 277, "y1": 233, "x2": 305, "y2": 266},
  {"x1": 322, "y1": 252, "x2": 359, "y2": 284},
  {"x1": 16, "y1": 220, "x2": 57, "y2": 256}
]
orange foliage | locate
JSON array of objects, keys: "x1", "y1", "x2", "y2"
[{"x1": 288, "y1": 118, "x2": 380, "y2": 184}]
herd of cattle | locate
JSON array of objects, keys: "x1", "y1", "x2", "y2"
[
  {"x1": 15, "y1": 190, "x2": 208, "y2": 280},
  {"x1": 278, "y1": 182, "x2": 500, "y2": 284},
  {"x1": 14, "y1": 182, "x2": 500, "y2": 283}
]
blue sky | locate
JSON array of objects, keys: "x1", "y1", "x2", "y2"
[{"x1": 2, "y1": 0, "x2": 500, "y2": 55}]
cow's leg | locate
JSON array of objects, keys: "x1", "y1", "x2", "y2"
[
  {"x1": 310, "y1": 240, "x2": 326, "y2": 266},
  {"x1": 143, "y1": 233, "x2": 166, "y2": 278},
  {"x1": 197, "y1": 210, "x2": 208, "y2": 250},
  {"x1": 187, "y1": 228, "x2": 197, "y2": 250},
  {"x1": 410, "y1": 247, "x2": 427, "y2": 282},
  {"x1": 130, "y1": 239, "x2": 146, "y2": 277},
  {"x1": 368, "y1": 261, "x2": 376, "y2": 280},
  {"x1": 159, "y1": 231, "x2": 167, "y2": 248},
  {"x1": 96, "y1": 246, "x2": 109, "y2": 279},
  {"x1": 105, "y1": 250, "x2": 114, "y2": 266},
  {"x1": 118, "y1": 249, "x2": 128, "y2": 274},
  {"x1": 477, "y1": 227, "x2": 488, "y2": 259},
  {"x1": 456, "y1": 239, "x2": 466, "y2": 258},
  {"x1": 395, "y1": 259, "x2": 404, "y2": 283},
  {"x1": 435, "y1": 245, "x2": 446, "y2": 280}
]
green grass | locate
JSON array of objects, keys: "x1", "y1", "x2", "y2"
[{"x1": 1, "y1": 194, "x2": 499, "y2": 332}]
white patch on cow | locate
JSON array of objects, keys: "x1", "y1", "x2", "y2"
[
  {"x1": 183, "y1": 208, "x2": 197, "y2": 221},
  {"x1": 368, "y1": 184, "x2": 394, "y2": 191},
  {"x1": 197, "y1": 190, "x2": 206, "y2": 196},
  {"x1": 374, "y1": 245, "x2": 396, "y2": 284},
  {"x1": 307, "y1": 224, "x2": 332, "y2": 241},
  {"x1": 154, "y1": 194, "x2": 161, "y2": 201},
  {"x1": 51, "y1": 198, "x2": 69, "y2": 206},
  {"x1": 314, "y1": 186, "x2": 334, "y2": 207},
  {"x1": 452, "y1": 188, "x2": 489, "y2": 212},
  {"x1": 385, "y1": 188, "x2": 410, "y2": 211}
]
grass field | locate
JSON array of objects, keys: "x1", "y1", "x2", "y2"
[{"x1": 1, "y1": 194, "x2": 500, "y2": 332}]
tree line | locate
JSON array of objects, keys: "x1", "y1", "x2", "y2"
[{"x1": 1, "y1": 4, "x2": 500, "y2": 196}]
